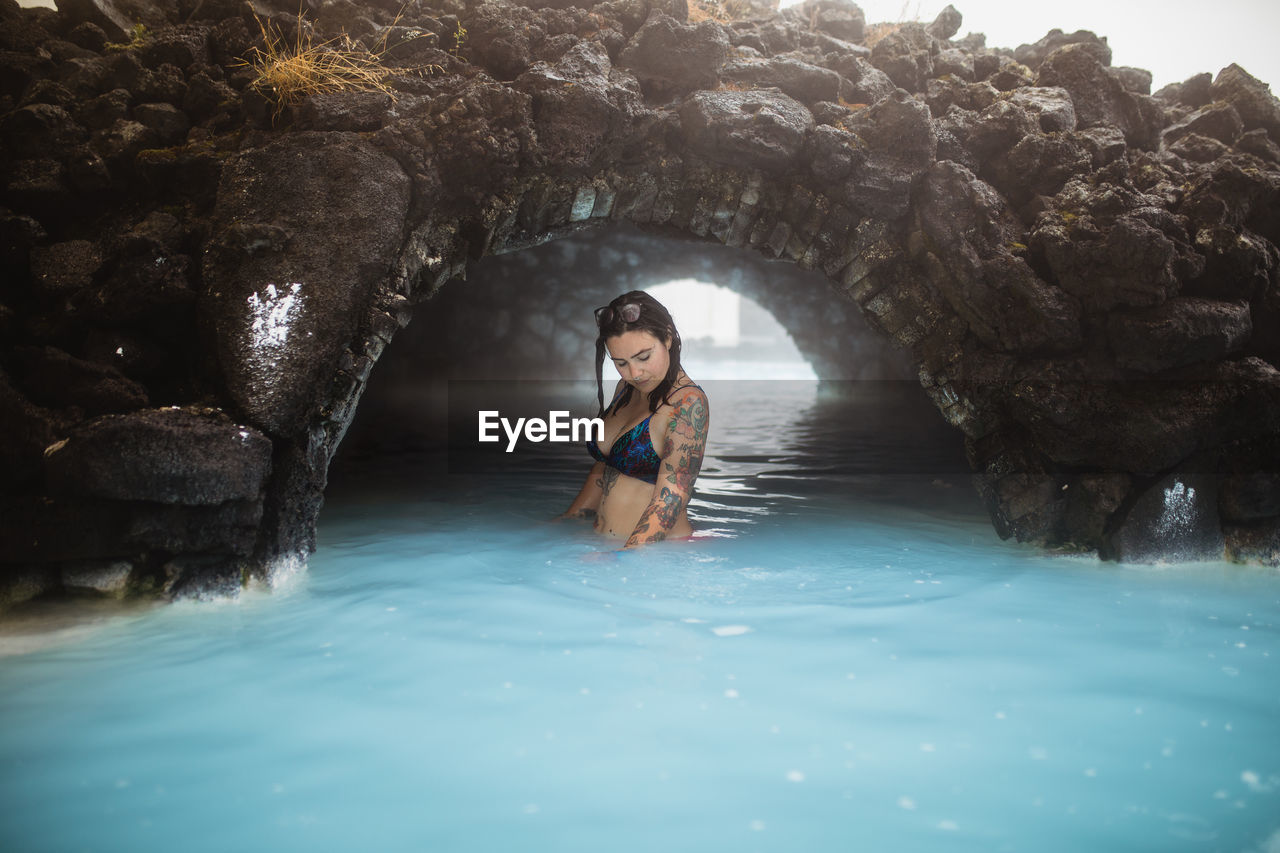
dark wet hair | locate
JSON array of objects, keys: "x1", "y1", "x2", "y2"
[{"x1": 594, "y1": 290, "x2": 683, "y2": 418}]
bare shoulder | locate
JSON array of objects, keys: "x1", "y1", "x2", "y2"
[
  {"x1": 672, "y1": 384, "x2": 708, "y2": 412},
  {"x1": 663, "y1": 385, "x2": 710, "y2": 436}
]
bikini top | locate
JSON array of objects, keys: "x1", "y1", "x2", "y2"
[{"x1": 587, "y1": 383, "x2": 701, "y2": 485}]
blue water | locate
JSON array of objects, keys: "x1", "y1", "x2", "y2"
[{"x1": 2, "y1": 381, "x2": 1278, "y2": 853}]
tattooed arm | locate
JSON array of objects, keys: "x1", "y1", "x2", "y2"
[
  {"x1": 561, "y1": 461, "x2": 607, "y2": 520},
  {"x1": 624, "y1": 387, "x2": 710, "y2": 548}
]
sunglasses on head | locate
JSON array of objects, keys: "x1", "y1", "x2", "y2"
[{"x1": 595, "y1": 302, "x2": 641, "y2": 327}]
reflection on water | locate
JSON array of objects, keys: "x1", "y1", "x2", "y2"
[{"x1": 1, "y1": 380, "x2": 1278, "y2": 853}]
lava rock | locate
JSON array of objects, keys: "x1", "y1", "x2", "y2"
[
  {"x1": 46, "y1": 38, "x2": 99, "y2": 62},
  {"x1": 515, "y1": 40, "x2": 643, "y2": 171},
  {"x1": 1167, "y1": 132, "x2": 1229, "y2": 164},
  {"x1": 202, "y1": 132, "x2": 410, "y2": 437},
  {"x1": 12, "y1": 344, "x2": 150, "y2": 415},
  {"x1": 987, "y1": 59, "x2": 1035, "y2": 92},
  {"x1": 985, "y1": 131, "x2": 1090, "y2": 208},
  {"x1": 1014, "y1": 28, "x2": 1111, "y2": 71},
  {"x1": 1189, "y1": 225, "x2": 1278, "y2": 302},
  {"x1": 1104, "y1": 473, "x2": 1225, "y2": 563},
  {"x1": 787, "y1": 0, "x2": 864, "y2": 42},
  {"x1": 0, "y1": 565, "x2": 58, "y2": 611},
  {"x1": 619, "y1": 11, "x2": 730, "y2": 100},
  {"x1": 135, "y1": 62, "x2": 187, "y2": 106},
  {"x1": 1007, "y1": 86, "x2": 1077, "y2": 133},
  {"x1": 915, "y1": 161, "x2": 1081, "y2": 353},
  {"x1": 719, "y1": 55, "x2": 843, "y2": 105},
  {"x1": 679, "y1": 87, "x2": 813, "y2": 172},
  {"x1": 1030, "y1": 178, "x2": 1201, "y2": 311},
  {"x1": 137, "y1": 23, "x2": 210, "y2": 71},
  {"x1": 1036, "y1": 43, "x2": 1164, "y2": 149},
  {"x1": 66, "y1": 144, "x2": 114, "y2": 194},
  {"x1": 81, "y1": 328, "x2": 174, "y2": 379},
  {"x1": 1209, "y1": 64, "x2": 1280, "y2": 137},
  {"x1": 1183, "y1": 159, "x2": 1279, "y2": 230},
  {"x1": 295, "y1": 90, "x2": 393, "y2": 132},
  {"x1": 0, "y1": 49, "x2": 56, "y2": 100},
  {"x1": 44, "y1": 407, "x2": 273, "y2": 504},
  {"x1": 126, "y1": 498, "x2": 264, "y2": 556},
  {"x1": 456, "y1": 0, "x2": 541, "y2": 80},
  {"x1": 0, "y1": 103, "x2": 88, "y2": 158},
  {"x1": 55, "y1": 55, "x2": 108, "y2": 98},
  {"x1": 932, "y1": 48, "x2": 973, "y2": 82},
  {"x1": 925, "y1": 4, "x2": 962, "y2": 41},
  {"x1": 1225, "y1": 518, "x2": 1280, "y2": 567},
  {"x1": 1074, "y1": 124, "x2": 1127, "y2": 167},
  {"x1": 0, "y1": 495, "x2": 135, "y2": 564},
  {"x1": 20, "y1": 79, "x2": 77, "y2": 109},
  {"x1": 134, "y1": 141, "x2": 223, "y2": 201},
  {"x1": 1108, "y1": 297, "x2": 1252, "y2": 372},
  {"x1": 1060, "y1": 473, "x2": 1132, "y2": 550},
  {"x1": 90, "y1": 118, "x2": 157, "y2": 170},
  {"x1": 89, "y1": 246, "x2": 196, "y2": 329},
  {"x1": 0, "y1": 367, "x2": 61, "y2": 491},
  {"x1": 1007, "y1": 357, "x2": 1280, "y2": 475},
  {"x1": 60, "y1": 559, "x2": 133, "y2": 596},
  {"x1": 1162, "y1": 101, "x2": 1243, "y2": 147},
  {"x1": 1153, "y1": 71, "x2": 1212, "y2": 108},
  {"x1": 1235, "y1": 128, "x2": 1280, "y2": 164},
  {"x1": 1109, "y1": 66, "x2": 1152, "y2": 95},
  {"x1": 132, "y1": 101, "x2": 189, "y2": 144},
  {"x1": 28, "y1": 238, "x2": 102, "y2": 297},
  {"x1": 4, "y1": 158, "x2": 70, "y2": 220},
  {"x1": 75, "y1": 87, "x2": 131, "y2": 130},
  {"x1": 826, "y1": 55, "x2": 895, "y2": 105},
  {"x1": 66, "y1": 21, "x2": 109, "y2": 52},
  {"x1": 868, "y1": 22, "x2": 935, "y2": 92},
  {"x1": 842, "y1": 88, "x2": 935, "y2": 218},
  {"x1": 58, "y1": 0, "x2": 135, "y2": 42},
  {"x1": 1220, "y1": 472, "x2": 1280, "y2": 523},
  {"x1": 161, "y1": 553, "x2": 244, "y2": 601},
  {"x1": 181, "y1": 69, "x2": 237, "y2": 123}
]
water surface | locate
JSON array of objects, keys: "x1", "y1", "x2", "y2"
[{"x1": 2, "y1": 381, "x2": 1277, "y2": 853}]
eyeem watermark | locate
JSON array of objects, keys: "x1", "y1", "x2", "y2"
[{"x1": 478, "y1": 410, "x2": 604, "y2": 452}]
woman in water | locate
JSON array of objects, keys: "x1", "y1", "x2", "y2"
[{"x1": 562, "y1": 291, "x2": 710, "y2": 548}]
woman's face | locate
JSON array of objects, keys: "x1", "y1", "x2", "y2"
[{"x1": 605, "y1": 329, "x2": 671, "y2": 393}]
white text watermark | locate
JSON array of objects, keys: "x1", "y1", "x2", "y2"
[{"x1": 478, "y1": 411, "x2": 604, "y2": 452}]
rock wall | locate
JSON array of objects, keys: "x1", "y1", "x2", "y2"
[
  {"x1": 2, "y1": 0, "x2": 1279, "y2": 608},
  {"x1": 399, "y1": 223, "x2": 912, "y2": 382}
]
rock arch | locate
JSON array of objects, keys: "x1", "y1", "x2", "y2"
[
  {"x1": 392, "y1": 223, "x2": 912, "y2": 383},
  {"x1": 3, "y1": 0, "x2": 1280, "y2": 605}
]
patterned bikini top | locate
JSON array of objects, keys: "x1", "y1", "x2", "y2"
[{"x1": 586, "y1": 384, "x2": 700, "y2": 485}]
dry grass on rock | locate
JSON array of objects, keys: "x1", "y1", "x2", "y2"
[{"x1": 241, "y1": 13, "x2": 439, "y2": 121}]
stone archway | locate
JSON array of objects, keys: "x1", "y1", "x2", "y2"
[
  {"x1": 3, "y1": 0, "x2": 1279, "y2": 606},
  {"x1": 391, "y1": 223, "x2": 913, "y2": 383}
]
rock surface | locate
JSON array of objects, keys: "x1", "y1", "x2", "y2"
[
  {"x1": 44, "y1": 407, "x2": 272, "y2": 505},
  {"x1": 202, "y1": 132, "x2": 411, "y2": 438}
]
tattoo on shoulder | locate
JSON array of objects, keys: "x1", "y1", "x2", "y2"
[{"x1": 661, "y1": 391, "x2": 708, "y2": 493}]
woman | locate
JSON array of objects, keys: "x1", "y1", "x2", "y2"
[{"x1": 562, "y1": 291, "x2": 710, "y2": 548}]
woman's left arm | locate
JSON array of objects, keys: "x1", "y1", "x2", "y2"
[{"x1": 623, "y1": 387, "x2": 710, "y2": 548}]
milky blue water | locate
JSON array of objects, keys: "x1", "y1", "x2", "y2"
[{"x1": 2, "y1": 381, "x2": 1278, "y2": 853}]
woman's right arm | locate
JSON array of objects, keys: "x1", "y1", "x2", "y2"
[{"x1": 562, "y1": 461, "x2": 607, "y2": 519}]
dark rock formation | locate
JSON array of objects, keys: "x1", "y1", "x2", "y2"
[
  {"x1": 1103, "y1": 472, "x2": 1226, "y2": 563},
  {"x1": 2, "y1": 0, "x2": 1280, "y2": 611}
]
